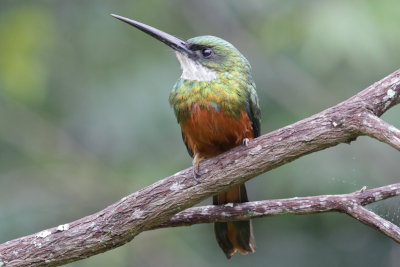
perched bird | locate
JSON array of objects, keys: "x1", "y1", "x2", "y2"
[{"x1": 112, "y1": 14, "x2": 261, "y2": 259}]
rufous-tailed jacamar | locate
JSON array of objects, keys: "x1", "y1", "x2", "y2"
[{"x1": 112, "y1": 14, "x2": 261, "y2": 259}]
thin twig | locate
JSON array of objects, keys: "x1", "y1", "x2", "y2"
[
  {"x1": 359, "y1": 114, "x2": 400, "y2": 151},
  {"x1": 153, "y1": 183, "x2": 400, "y2": 244},
  {"x1": 344, "y1": 205, "x2": 400, "y2": 243}
]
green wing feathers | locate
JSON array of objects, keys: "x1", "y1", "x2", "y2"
[{"x1": 246, "y1": 83, "x2": 261, "y2": 138}]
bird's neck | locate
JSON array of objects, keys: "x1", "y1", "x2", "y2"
[
  {"x1": 175, "y1": 52, "x2": 218, "y2": 82},
  {"x1": 169, "y1": 74, "x2": 250, "y2": 123}
]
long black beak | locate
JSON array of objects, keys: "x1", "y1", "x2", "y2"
[{"x1": 111, "y1": 14, "x2": 194, "y2": 57}]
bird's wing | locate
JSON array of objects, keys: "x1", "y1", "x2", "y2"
[
  {"x1": 181, "y1": 130, "x2": 194, "y2": 158},
  {"x1": 246, "y1": 82, "x2": 261, "y2": 138}
]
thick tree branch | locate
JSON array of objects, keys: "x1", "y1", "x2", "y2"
[{"x1": 0, "y1": 69, "x2": 399, "y2": 266}]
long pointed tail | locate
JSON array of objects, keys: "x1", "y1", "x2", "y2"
[{"x1": 213, "y1": 183, "x2": 255, "y2": 259}]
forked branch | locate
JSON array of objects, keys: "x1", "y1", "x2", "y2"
[
  {"x1": 153, "y1": 183, "x2": 400, "y2": 243},
  {"x1": 0, "y1": 69, "x2": 399, "y2": 266}
]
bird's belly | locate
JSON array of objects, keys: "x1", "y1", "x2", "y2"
[{"x1": 181, "y1": 103, "x2": 254, "y2": 158}]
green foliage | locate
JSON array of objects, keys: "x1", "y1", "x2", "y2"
[{"x1": 0, "y1": 6, "x2": 54, "y2": 104}]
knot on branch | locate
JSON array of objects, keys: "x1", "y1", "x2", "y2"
[
  {"x1": 1, "y1": 69, "x2": 400, "y2": 266},
  {"x1": 330, "y1": 115, "x2": 346, "y2": 128}
]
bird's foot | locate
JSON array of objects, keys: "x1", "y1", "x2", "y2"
[
  {"x1": 192, "y1": 153, "x2": 203, "y2": 184},
  {"x1": 242, "y1": 138, "x2": 250, "y2": 147},
  {"x1": 192, "y1": 168, "x2": 201, "y2": 184}
]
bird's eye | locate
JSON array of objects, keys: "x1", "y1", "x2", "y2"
[{"x1": 201, "y1": 48, "x2": 213, "y2": 58}]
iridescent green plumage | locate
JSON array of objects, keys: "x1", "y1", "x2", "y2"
[
  {"x1": 111, "y1": 15, "x2": 261, "y2": 258},
  {"x1": 169, "y1": 36, "x2": 260, "y2": 130},
  {"x1": 168, "y1": 36, "x2": 261, "y2": 257}
]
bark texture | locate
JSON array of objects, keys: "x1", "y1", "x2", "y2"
[{"x1": 0, "y1": 69, "x2": 399, "y2": 266}]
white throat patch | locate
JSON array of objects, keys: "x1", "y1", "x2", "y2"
[{"x1": 175, "y1": 52, "x2": 218, "y2": 81}]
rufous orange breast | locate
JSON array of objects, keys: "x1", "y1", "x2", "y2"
[{"x1": 181, "y1": 103, "x2": 254, "y2": 158}]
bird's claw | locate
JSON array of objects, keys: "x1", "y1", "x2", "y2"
[
  {"x1": 243, "y1": 138, "x2": 249, "y2": 147},
  {"x1": 192, "y1": 167, "x2": 201, "y2": 184},
  {"x1": 192, "y1": 153, "x2": 203, "y2": 184}
]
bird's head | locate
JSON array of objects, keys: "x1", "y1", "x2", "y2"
[{"x1": 111, "y1": 14, "x2": 251, "y2": 82}]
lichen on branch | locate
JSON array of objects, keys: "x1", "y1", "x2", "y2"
[{"x1": 0, "y1": 69, "x2": 400, "y2": 267}]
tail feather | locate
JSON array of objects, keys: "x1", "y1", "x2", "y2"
[{"x1": 213, "y1": 184, "x2": 255, "y2": 259}]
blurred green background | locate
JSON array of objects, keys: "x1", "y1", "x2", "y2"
[{"x1": 1, "y1": 0, "x2": 400, "y2": 266}]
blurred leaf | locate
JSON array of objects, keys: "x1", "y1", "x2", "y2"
[
  {"x1": 0, "y1": 6, "x2": 54, "y2": 104},
  {"x1": 0, "y1": 1, "x2": 399, "y2": 266}
]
